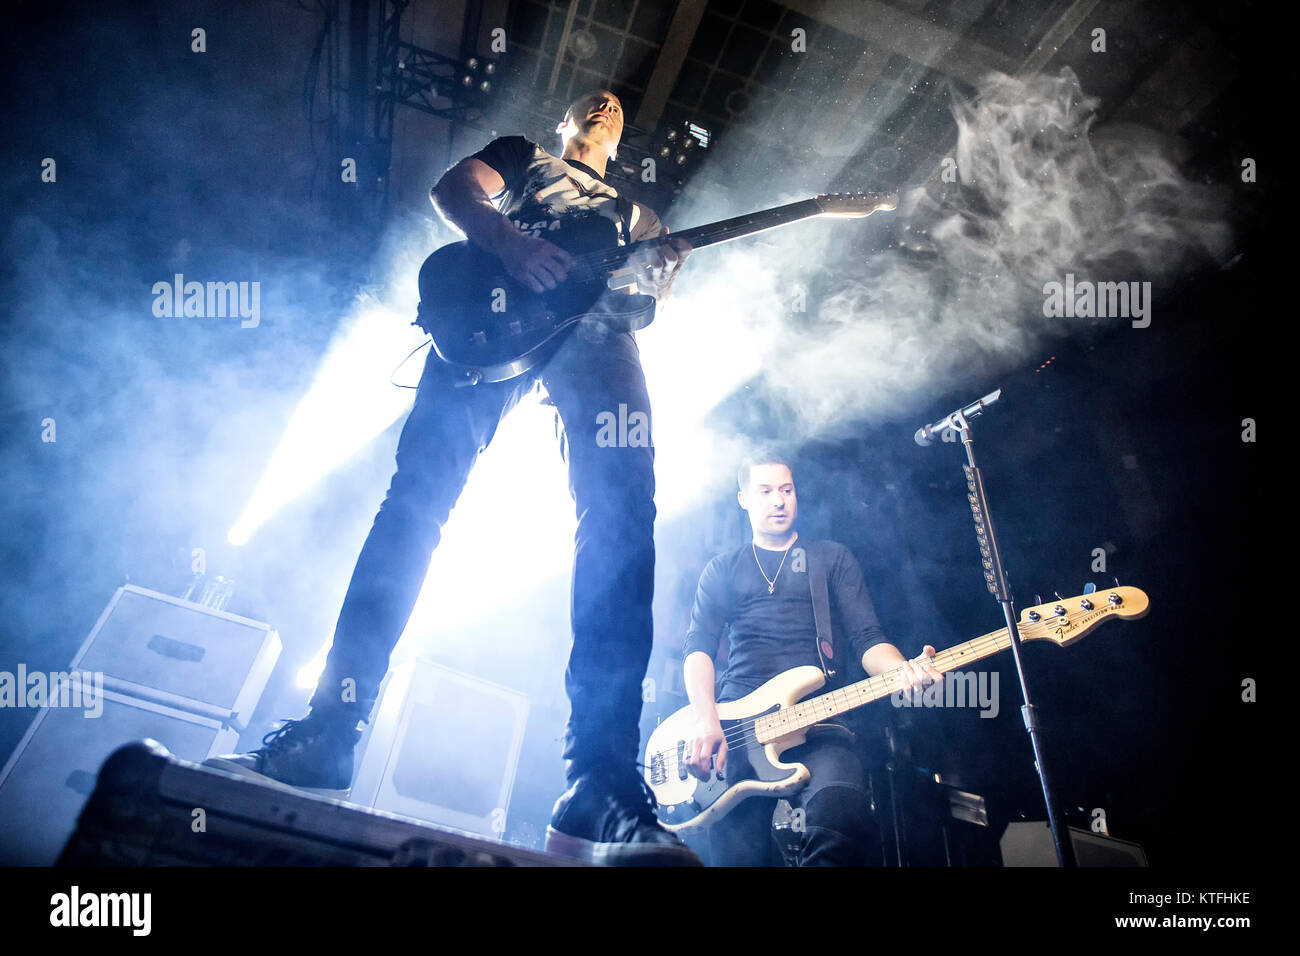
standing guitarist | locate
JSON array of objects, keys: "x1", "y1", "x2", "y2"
[
  {"x1": 682, "y1": 450, "x2": 941, "y2": 865},
  {"x1": 208, "y1": 90, "x2": 695, "y2": 866}
]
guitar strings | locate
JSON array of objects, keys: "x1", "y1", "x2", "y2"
[
  {"x1": 644, "y1": 633, "x2": 1012, "y2": 779},
  {"x1": 644, "y1": 616, "x2": 1071, "y2": 778},
  {"x1": 563, "y1": 209, "x2": 806, "y2": 283}
]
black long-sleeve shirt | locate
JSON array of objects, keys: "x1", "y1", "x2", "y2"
[{"x1": 683, "y1": 538, "x2": 890, "y2": 703}]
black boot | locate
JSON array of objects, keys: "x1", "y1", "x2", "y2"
[
  {"x1": 546, "y1": 764, "x2": 701, "y2": 866},
  {"x1": 203, "y1": 708, "x2": 362, "y2": 798}
]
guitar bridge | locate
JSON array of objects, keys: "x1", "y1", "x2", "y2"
[{"x1": 649, "y1": 751, "x2": 667, "y2": 786}]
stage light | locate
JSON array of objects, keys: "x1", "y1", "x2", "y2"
[
  {"x1": 226, "y1": 300, "x2": 422, "y2": 549},
  {"x1": 297, "y1": 650, "x2": 328, "y2": 690},
  {"x1": 686, "y1": 122, "x2": 710, "y2": 148}
]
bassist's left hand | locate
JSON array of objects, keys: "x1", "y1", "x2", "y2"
[{"x1": 898, "y1": 645, "x2": 942, "y2": 703}]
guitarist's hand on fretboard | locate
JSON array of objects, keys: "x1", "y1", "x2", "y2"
[{"x1": 625, "y1": 235, "x2": 692, "y2": 299}]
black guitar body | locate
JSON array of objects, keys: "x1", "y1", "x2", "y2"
[{"x1": 416, "y1": 214, "x2": 657, "y2": 383}]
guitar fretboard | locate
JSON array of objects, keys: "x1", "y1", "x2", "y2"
[
  {"x1": 568, "y1": 199, "x2": 829, "y2": 282},
  {"x1": 753, "y1": 626, "x2": 1019, "y2": 742}
]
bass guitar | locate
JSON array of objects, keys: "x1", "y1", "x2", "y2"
[
  {"x1": 645, "y1": 586, "x2": 1150, "y2": 832},
  {"x1": 415, "y1": 192, "x2": 897, "y2": 383}
]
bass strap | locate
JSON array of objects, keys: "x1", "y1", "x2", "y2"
[{"x1": 808, "y1": 542, "x2": 837, "y2": 680}]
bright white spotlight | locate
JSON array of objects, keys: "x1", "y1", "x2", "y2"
[
  {"x1": 296, "y1": 646, "x2": 328, "y2": 690},
  {"x1": 228, "y1": 303, "x2": 426, "y2": 546}
]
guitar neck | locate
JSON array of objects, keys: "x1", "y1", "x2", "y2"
[
  {"x1": 663, "y1": 198, "x2": 828, "y2": 251},
  {"x1": 573, "y1": 198, "x2": 829, "y2": 278},
  {"x1": 758, "y1": 627, "x2": 1016, "y2": 740}
]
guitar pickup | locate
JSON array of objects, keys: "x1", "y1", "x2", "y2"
[
  {"x1": 676, "y1": 740, "x2": 689, "y2": 781},
  {"x1": 607, "y1": 267, "x2": 637, "y2": 291}
]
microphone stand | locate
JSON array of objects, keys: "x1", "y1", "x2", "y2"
[{"x1": 941, "y1": 403, "x2": 1077, "y2": 867}]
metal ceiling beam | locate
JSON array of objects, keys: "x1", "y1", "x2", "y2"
[
  {"x1": 633, "y1": 0, "x2": 710, "y2": 130},
  {"x1": 779, "y1": 0, "x2": 1017, "y2": 87},
  {"x1": 1016, "y1": 0, "x2": 1103, "y2": 77}
]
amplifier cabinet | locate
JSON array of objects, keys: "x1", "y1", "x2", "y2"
[
  {"x1": 1, "y1": 585, "x2": 280, "y2": 864},
  {"x1": 70, "y1": 585, "x2": 280, "y2": 724},
  {"x1": 1000, "y1": 821, "x2": 1149, "y2": 866},
  {"x1": 0, "y1": 688, "x2": 240, "y2": 864},
  {"x1": 351, "y1": 659, "x2": 530, "y2": 839}
]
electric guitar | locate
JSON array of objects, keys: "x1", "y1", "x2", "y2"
[
  {"x1": 645, "y1": 586, "x2": 1150, "y2": 832},
  {"x1": 415, "y1": 192, "x2": 897, "y2": 383}
]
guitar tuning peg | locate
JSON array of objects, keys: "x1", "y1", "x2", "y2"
[
  {"x1": 1082, "y1": 582, "x2": 1097, "y2": 594},
  {"x1": 1035, "y1": 594, "x2": 1042, "y2": 605},
  {"x1": 1113, "y1": 576, "x2": 1121, "y2": 588},
  {"x1": 1053, "y1": 592, "x2": 1063, "y2": 601}
]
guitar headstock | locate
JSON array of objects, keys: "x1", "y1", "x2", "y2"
[
  {"x1": 813, "y1": 191, "x2": 899, "y2": 218},
  {"x1": 1017, "y1": 586, "x2": 1149, "y2": 647}
]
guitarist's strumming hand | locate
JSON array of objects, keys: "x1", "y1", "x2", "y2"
[
  {"x1": 684, "y1": 713, "x2": 728, "y2": 781},
  {"x1": 497, "y1": 230, "x2": 575, "y2": 294}
]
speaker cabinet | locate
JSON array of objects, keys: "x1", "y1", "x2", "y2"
[
  {"x1": 1000, "y1": 821, "x2": 1149, "y2": 866},
  {"x1": 0, "y1": 585, "x2": 280, "y2": 864},
  {"x1": 71, "y1": 585, "x2": 280, "y2": 722},
  {"x1": 0, "y1": 689, "x2": 240, "y2": 864},
  {"x1": 351, "y1": 659, "x2": 529, "y2": 838}
]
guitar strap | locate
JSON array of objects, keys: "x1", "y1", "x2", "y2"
[
  {"x1": 615, "y1": 195, "x2": 636, "y2": 245},
  {"x1": 809, "y1": 542, "x2": 837, "y2": 681}
]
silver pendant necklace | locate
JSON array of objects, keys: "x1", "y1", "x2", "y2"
[{"x1": 752, "y1": 541, "x2": 791, "y2": 595}]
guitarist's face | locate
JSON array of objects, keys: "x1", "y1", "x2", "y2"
[
  {"x1": 739, "y1": 463, "x2": 798, "y2": 540},
  {"x1": 560, "y1": 91, "x2": 624, "y2": 158}
]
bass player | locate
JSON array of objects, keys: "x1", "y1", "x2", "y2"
[{"x1": 682, "y1": 449, "x2": 941, "y2": 865}]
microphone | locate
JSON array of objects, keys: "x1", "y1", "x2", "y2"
[{"x1": 914, "y1": 388, "x2": 1003, "y2": 446}]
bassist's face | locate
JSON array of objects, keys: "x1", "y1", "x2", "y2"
[{"x1": 739, "y1": 464, "x2": 798, "y2": 540}]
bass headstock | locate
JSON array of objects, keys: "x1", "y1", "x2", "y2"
[
  {"x1": 1017, "y1": 586, "x2": 1150, "y2": 647},
  {"x1": 813, "y1": 191, "x2": 899, "y2": 218}
]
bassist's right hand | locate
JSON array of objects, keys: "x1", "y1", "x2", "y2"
[
  {"x1": 497, "y1": 231, "x2": 573, "y2": 294},
  {"x1": 684, "y1": 716, "x2": 728, "y2": 781}
]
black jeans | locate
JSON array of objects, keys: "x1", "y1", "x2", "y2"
[
  {"x1": 308, "y1": 319, "x2": 656, "y2": 782},
  {"x1": 707, "y1": 733, "x2": 880, "y2": 866}
]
